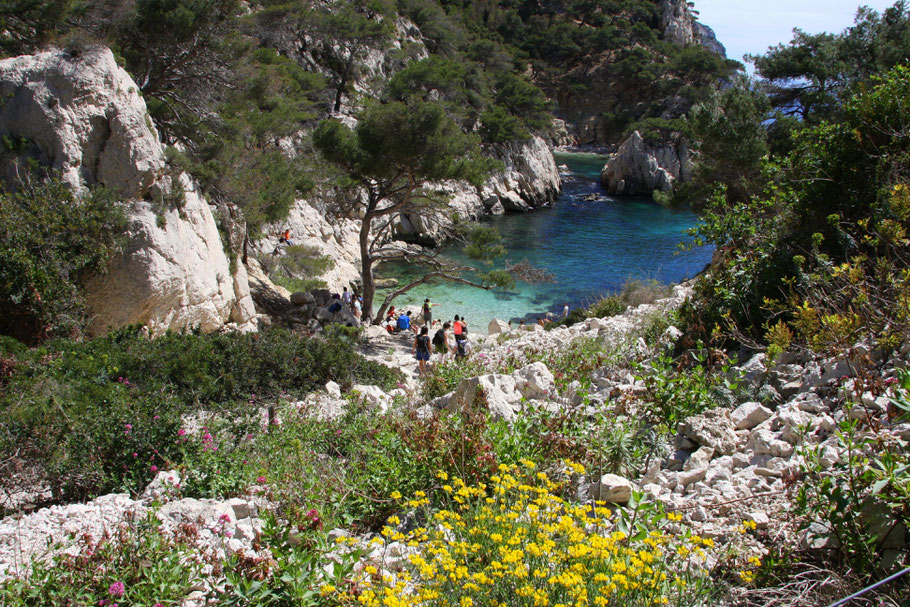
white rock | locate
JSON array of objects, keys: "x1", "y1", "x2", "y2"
[
  {"x1": 732, "y1": 402, "x2": 772, "y2": 430},
  {"x1": 141, "y1": 470, "x2": 182, "y2": 502},
  {"x1": 683, "y1": 446, "x2": 715, "y2": 471},
  {"x1": 512, "y1": 362, "x2": 555, "y2": 400},
  {"x1": 351, "y1": 384, "x2": 392, "y2": 412},
  {"x1": 325, "y1": 381, "x2": 342, "y2": 398},
  {"x1": 488, "y1": 318, "x2": 511, "y2": 334},
  {"x1": 679, "y1": 408, "x2": 740, "y2": 454},
  {"x1": 678, "y1": 467, "x2": 708, "y2": 487},
  {"x1": 0, "y1": 48, "x2": 256, "y2": 336},
  {"x1": 448, "y1": 373, "x2": 521, "y2": 422},
  {"x1": 590, "y1": 474, "x2": 633, "y2": 504}
]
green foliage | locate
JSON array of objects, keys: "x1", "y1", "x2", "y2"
[
  {"x1": 258, "y1": 245, "x2": 333, "y2": 293},
  {"x1": 588, "y1": 295, "x2": 626, "y2": 319},
  {"x1": 314, "y1": 99, "x2": 501, "y2": 316},
  {"x1": 0, "y1": 510, "x2": 201, "y2": 606},
  {"x1": 0, "y1": 0, "x2": 81, "y2": 56},
  {"x1": 685, "y1": 65, "x2": 910, "y2": 352},
  {"x1": 221, "y1": 512, "x2": 363, "y2": 606},
  {"x1": 0, "y1": 179, "x2": 127, "y2": 344},
  {"x1": 751, "y1": 2, "x2": 910, "y2": 124},
  {"x1": 0, "y1": 327, "x2": 397, "y2": 501},
  {"x1": 315, "y1": 100, "x2": 494, "y2": 187},
  {"x1": 796, "y1": 411, "x2": 910, "y2": 578},
  {"x1": 688, "y1": 76, "x2": 770, "y2": 204},
  {"x1": 636, "y1": 351, "x2": 740, "y2": 430},
  {"x1": 556, "y1": 279, "x2": 674, "y2": 329}
]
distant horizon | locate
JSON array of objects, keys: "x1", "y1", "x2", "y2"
[{"x1": 694, "y1": 0, "x2": 901, "y2": 67}]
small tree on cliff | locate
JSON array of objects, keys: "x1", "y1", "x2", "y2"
[{"x1": 313, "y1": 99, "x2": 512, "y2": 322}]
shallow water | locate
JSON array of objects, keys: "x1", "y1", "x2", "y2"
[{"x1": 377, "y1": 151, "x2": 712, "y2": 333}]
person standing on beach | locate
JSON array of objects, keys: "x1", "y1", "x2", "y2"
[
  {"x1": 422, "y1": 298, "x2": 437, "y2": 327},
  {"x1": 413, "y1": 326, "x2": 431, "y2": 375}
]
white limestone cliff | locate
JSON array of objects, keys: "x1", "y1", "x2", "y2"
[
  {"x1": 0, "y1": 47, "x2": 255, "y2": 335},
  {"x1": 395, "y1": 134, "x2": 560, "y2": 242},
  {"x1": 601, "y1": 131, "x2": 692, "y2": 196}
]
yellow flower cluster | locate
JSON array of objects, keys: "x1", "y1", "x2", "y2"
[{"x1": 329, "y1": 461, "x2": 715, "y2": 607}]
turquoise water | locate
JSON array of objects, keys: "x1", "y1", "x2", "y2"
[{"x1": 377, "y1": 151, "x2": 712, "y2": 333}]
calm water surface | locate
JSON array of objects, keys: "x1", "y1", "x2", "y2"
[{"x1": 377, "y1": 151, "x2": 712, "y2": 332}]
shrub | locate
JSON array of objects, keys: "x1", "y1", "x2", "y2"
[
  {"x1": 0, "y1": 179, "x2": 127, "y2": 344},
  {"x1": 588, "y1": 295, "x2": 625, "y2": 319},
  {"x1": 796, "y1": 392, "x2": 910, "y2": 579},
  {"x1": 0, "y1": 327, "x2": 398, "y2": 502},
  {"x1": 221, "y1": 512, "x2": 362, "y2": 606},
  {"x1": 636, "y1": 351, "x2": 740, "y2": 431}
]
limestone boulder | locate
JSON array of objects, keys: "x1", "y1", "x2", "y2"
[
  {"x1": 732, "y1": 402, "x2": 772, "y2": 430},
  {"x1": 488, "y1": 318, "x2": 511, "y2": 335},
  {"x1": 601, "y1": 131, "x2": 692, "y2": 196},
  {"x1": 447, "y1": 373, "x2": 521, "y2": 422},
  {"x1": 513, "y1": 362, "x2": 555, "y2": 401},
  {"x1": 679, "y1": 408, "x2": 740, "y2": 455},
  {"x1": 590, "y1": 474, "x2": 633, "y2": 504}
]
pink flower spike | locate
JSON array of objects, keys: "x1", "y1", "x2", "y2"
[
  {"x1": 108, "y1": 581, "x2": 125, "y2": 597},
  {"x1": 150, "y1": 465, "x2": 158, "y2": 473},
  {"x1": 177, "y1": 429, "x2": 186, "y2": 436},
  {"x1": 256, "y1": 476, "x2": 267, "y2": 483}
]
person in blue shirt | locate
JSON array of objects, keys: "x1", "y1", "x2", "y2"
[{"x1": 397, "y1": 310, "x2": 412, "y2": 333}]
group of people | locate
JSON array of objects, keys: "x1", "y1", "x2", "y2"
[
  {"x1": 412, "y1": 313, "x2": 471, "y2": 375},
  {"x1": 327, "y1": 286, "x2": 363, "y2": 321}
]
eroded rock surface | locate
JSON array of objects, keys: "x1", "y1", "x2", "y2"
[{"x1": 0, "y1": 47, "x2": 255, "y2": 335}]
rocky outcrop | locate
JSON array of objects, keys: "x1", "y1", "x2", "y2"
[
  {"x1": 659, "y1": 0, "x2": 696, "y2": 47},
  {"x1": 601, "y1": 131, "x2": 692, "y2": 196},
  {"x1": 257, "y1": 196, "x2": 363, "y2": 290},
  {"x1": 395, "y1": 134, "x2": 560, "y2": 242},
  {"x1": 694, "y1": 22, "x2": 727, "y2": 58},
  {"x1": 0, "y1": 47, "x2": 256, "y2": 335},
  {"x1": 660, "y1": 0, "x2": 726, "y2": 57}
]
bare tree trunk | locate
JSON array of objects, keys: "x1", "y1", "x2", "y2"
[
  {"x1": 360, "y1": 211, "x2": 376, "y2": 324},
  {"x1": 333, "y1": 50, "x2": 357, "y2": 113}
]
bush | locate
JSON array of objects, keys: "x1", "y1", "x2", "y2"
[
  {"x1": 0, "y1": 179, "x2": 127, "y2": 344},
  {"x1": 796, "y1": 380, "x2": 910, "y2": 579},
  {"x1": 0, "y1": 327, "x2": 398, "y2": 503}
]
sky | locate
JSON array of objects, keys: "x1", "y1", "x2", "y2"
[{"x1": 693, "y1": 1, "x2": 901, "y2": 65}]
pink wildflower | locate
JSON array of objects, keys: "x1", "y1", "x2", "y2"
[
  {"x1": 256, "y1": 476, "x2": 267, "y2": 484},
  {"x1": 108, "y1": 581, "x2": 125, "y2": 597},
  {"x1": 150, "y1": 465, "x2": 158, "y2": 473}
]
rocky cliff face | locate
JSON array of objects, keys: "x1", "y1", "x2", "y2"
[
  {"x1": 0, "y1": 48, "x2": 256, "y2": 335},
  {"x1": 396, "y1": 134, "x2": 560, "y2": 242},
  {"x1": 601, "y1": 131, "x2": 692, "y2": 196},
  {"x1": 659, "y1": 0, "x2": 725, "y2": 55}
]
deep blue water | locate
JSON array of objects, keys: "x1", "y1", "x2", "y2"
[{"x1": 377, "y1": 151, "x2": 712, "y2": 331}]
